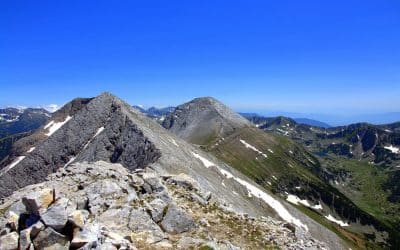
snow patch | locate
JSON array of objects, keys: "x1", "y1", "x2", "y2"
[
  {"x1": 83, "y1": 127, "x2": 105, "y2": 150},
  {"x1": 170, "y1": 138, "x2": 179, "y2": 147},
  {"x1": 64, "y1": 157, "x2": 76, "y2": 168},
  {"x1": 384, "y1": 145, "x2": 400, "y2": 154},
  {"x1": 192, "y1": 151, "x2": 308, "y2": 230},
  {"x1": 27, "y1": 147, "x2": 35, "y2": 153},
  {"x1": 239, "y1": 139, "x2": 267, "y2": 158},
  {"x1": 192, "y1": 152, "x2": 216, "y2": 168},
  {"x1": 268, "y1": 149, "x2": 274, "y2": 154},
  {"x1": 44, "y1": 116, "x2": 72, "y2": 136},
  {"x1": 325, "y1": 214, "x2": 349, "y2": 227},
  {"x1": 286, "y1": 194, "x2": 311, "y2": 207},
  {"x1": 0, "y1": 156, "x2": 26, "y2": 176}
]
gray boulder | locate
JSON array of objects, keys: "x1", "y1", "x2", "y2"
[
  {"x1": 22, "y1": 188, "x2": 54, "y2": 214},
  {"x1": 30, "y1": 220, "x2": 45, "y2": 238},
  {"x1": 160, "y1": 204, "x2": 195, "y2": 234},
  {"x1": 33, "y1": 227, "x2": 69, "y2": 249},
  {"x1": 147, "y1": 198, "x2": 168, "y2": 223},
  {"x1": 128, "y1": 208, "x2": 164, "y2": 243},
  {"x1": 0, "y1": 232, "x2": 19, "y2": 250},
  {"x1": 19, "y1": 228, "x2": 32, "y2": 250},
  {"x1": 41, "y1": 202, "x2": 68, "y2": 231}
]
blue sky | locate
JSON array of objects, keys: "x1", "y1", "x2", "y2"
[{"x1": 1, "y1": 1, "x2": 399, "y2": 122}]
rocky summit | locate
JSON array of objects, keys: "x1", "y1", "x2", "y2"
[{"x1": 0, "y1": 93, "x2": 345, "y2": 249}]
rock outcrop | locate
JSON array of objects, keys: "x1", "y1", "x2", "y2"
[{"x1": 0, "y1": 161, "x2": 328, "y2": 249}]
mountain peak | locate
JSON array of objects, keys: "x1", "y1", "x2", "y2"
[{"x1": 162, "y1": 97, "x2": 251, "y2": 145}]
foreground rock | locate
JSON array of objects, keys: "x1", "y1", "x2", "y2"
[{"x1": 0, "y1": 161, "x2": 327, "y2": 249}]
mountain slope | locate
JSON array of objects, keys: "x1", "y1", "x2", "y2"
[
  {"x1": 0, "y1": 93, "x2": 345, "y2": 249},
  {"x1": 163, "y1": 97, "x2": 397, "y2": 249},
  {"x1": 0, "y1": 108, "x2": 50, "y2": 163},
  {"x1": 162, "y1": 97, "x2": 252, "y2": 145}
]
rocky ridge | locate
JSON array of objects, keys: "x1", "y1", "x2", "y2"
[{"x1": 0, "y1": 161, "x2": 327, "y2": 250}]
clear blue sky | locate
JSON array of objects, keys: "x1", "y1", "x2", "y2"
[{"x1": 1, "y1": 1, "x2": 399, "y2": 117}]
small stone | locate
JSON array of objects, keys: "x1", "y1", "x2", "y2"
[
  {"x1": 19, "y1": 228, "x2": 32, "y2": 250},
  {"x1": 41, "y1": 202, "x2": 68, "y2": 231},
  {"x1": 33, "y1": 227, "x2": 69, "y2": 249},
  {"x1": 22, "y1": 188, "x2": 54, "y2": 214},
  {"x1": 147, "y1": 198, "x2": 168, "y2": 223},
  {"x1": 142, "y1": 173, "x2": 165, "y2": 193},
  {"x1": 0, "y1": 232, "x2": 19, "y2": 250},
  {"x1": 166, "y1": 174, "x2": 199, "y2": 190},
  {"x1": 160, "y1": 204, "x2": 195, "y2": 234},
  {"x1": 30, "y1": 221, "x2": 45, "y2": 238},
  {"x1": 70, "y1": 226, "x2": 99, "y2": 248},
  {"x1": 68, "y1": 210, "x2": 89, "y2": 228},
  {"x1": 191, "y1": 193, "x2": 208, "y2": 206},
  {"x1": 5, "y1": 211, "x2": 19, "y2": 231}
]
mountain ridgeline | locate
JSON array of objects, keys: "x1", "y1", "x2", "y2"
[
  {"x1": 162, "y1": 97, "x2": 400, "y2": 249},
  {"x1": 0, "y1": 93, "x2": 346, "y2": 250},
  {"x1": 1, "y1": 94, "x2": 399, "y2": 249}
]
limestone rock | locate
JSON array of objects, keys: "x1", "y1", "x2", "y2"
[
  {"x1": 68, "y1": 210, "x2": 89, "y2": 228},
  {"x1": 160, "y1": 204, "x2": 195, "y2": 234},
  {"x1": 0, "y1": 232, "x2": 19, "y2": 250},
  {"x1": 29, "y1": 221, "x2": 45, "y2": 238},
  {"x1": 147, "y1": 198, "x2": 168, "y2": 223},
  {"x1": 128, "y1": 208, "x2": 164, "y2": 243},
  {"x1": 5, "y1": 211, "x2": 19, "y2": 231},
  {"x1": 19, "y1": 228, "x2": 32, "y2": 250},
  {"x1": 33, "y1": 227, "x2": 69, "y2": 249},
  {"x1": 165, "y1": 173, "x2": 199, "y2": 190},
  {"x1": 41, "y1": 201, "x2": 68, "y2": 231},
  {"x1": 70, "y1": 224, "x2": 99, "y2": 248},
  {"x1": 22, "y1": 188, "x2": 54, "y2": 214}
]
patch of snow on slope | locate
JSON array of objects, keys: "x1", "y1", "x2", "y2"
[
  {"x1": 170, "y1": 138, "x2": 179, "y2": 147},
  {"x1": 286, "y1": 194, "x2": 311, "y2": 207},
  {"x1": 239, "y1": 139, "x2": 267, "y2": 158},
  {"x1": 325, "y1": 214, "x2": 349, "y2": 227},
  {"x1": 93, "y1": 127, "x2": 105, "y2": 137},
  {"x1": 384, "y1": 145, "x2": 400, "y2": 154},
  {"x1": 0, "y1": 156, "x2": 26, "y2": 176},
  {"x1": 83, "y1": 127, "x2": 105, "y2": 150},
  {"x1": 45, "y1": 116, "x2": 72, "y2": 136},
  {"x1": 27, "y1": 147, "x2": 35, "y2": 153},
  {"x1": 312, "y1": 204, "x2": 323, "y2": 210},
  {"x1": 64, "y1": 157, "x2": 76, "y2": 168},
  {"x1": 268, "y1": 149, "x2": 274, "y2": 154},
  {"x1": 192, "y1": 152, "x2": 215, "y2": 168},
  {"x1": 192, "y1": 152, "x2": 308, "y2": 230}
]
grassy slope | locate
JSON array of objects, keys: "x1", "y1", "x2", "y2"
[
  {"x1": 202, "y1": 127, "x2": 391, "y2": 249},
  {"x1": 321, "y1": 157, "x2": 400, "y2": 240}
]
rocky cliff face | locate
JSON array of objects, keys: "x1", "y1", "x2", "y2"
[{"x1": 0, "y1": 93, "x2": 346, "y2": 249}]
